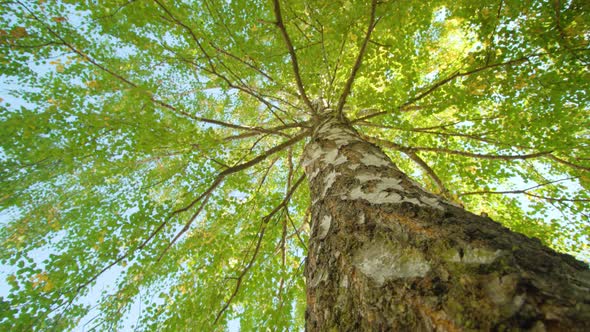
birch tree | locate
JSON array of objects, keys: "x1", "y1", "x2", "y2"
[{"x1": 1, "y1": 0, "x2": 589, "y2": 330}]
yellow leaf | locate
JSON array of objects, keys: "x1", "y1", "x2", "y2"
[
  {"x1": 31, "y1": 272, "x2": 49, "y2": 288},
  {"x1": 10, "y1": 27, "x2": 28, "y2": 38},
  {"x1": 56, "y1": 63, "x2": 65, "y2": 73},
  {"x1": 514, "y1": 80, "x2": 528, "y2": 89},
  {"x1": 85, "y1": 80, "x2": 99, "y2": 88},
  {"x1": 48, "y1": 219, "x2": 60, "y2": 230},
  {"x1": 42, "y1": 279, "x2": 54, "y2": 292},
  {"x1": 52, "y1": 17, "x2": 67, "y2": 23}
]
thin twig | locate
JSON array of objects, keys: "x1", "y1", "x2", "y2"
[
  {"x1": 213, "y1": 175, "x2": 306, "y2": 325},
  {"x1": 353, "y1": 50, "x2": 586, "y2": 122},
  {"x1": 363, "y1": 134, "x2": 550, "y2": 161},
  {"x1": 155, "y1": 131, "x2": 309, "y2": 262}
]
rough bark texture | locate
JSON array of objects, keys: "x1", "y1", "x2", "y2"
[{"x1": 302, "y1": 113, "x2": 590, "y2": 331}]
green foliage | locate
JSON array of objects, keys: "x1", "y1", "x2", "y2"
[{"x1": 1, "y1": 0, "x2": 588, "y2": 330}]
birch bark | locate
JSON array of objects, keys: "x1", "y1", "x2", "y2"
[{"x1": 302, "y1": 113, "x2": 590, "y2": 331}]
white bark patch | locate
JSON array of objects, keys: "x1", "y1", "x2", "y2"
[
  {"x1": 360, "y1": 153, "x2": 390, "y2": 167},
  {"x1": 358, "y1": 211, "x2": 365, "y2": 224},
  {"x1": 302, "y1": 143, "x2": 323, "y2": 169},
  {"x1": 304, "y1": 143, "x2": 347, "y2": 182},
  {"x1": 353, "y1": 240, "x2": 431, "y2": 285},
  {"x1": 310, "y1": 269, "x2": 326, "y2": 288},
  {"x1": 419, "y1": 195, "x2": 443, "y2": 210},
  {"x1": 323, "y1": 147, "x2": 347, "y2": 166},
  {"x1": 346, "y1": 177, "x2": 444, "y2": 209},
  {"x1": 322, "y1": 171, "x2": 340, "y2": 197},
  {"x1": 349, "y1": 185, "x2": 403, "y2": 204},
  {"x1": 355, "y1": 171, "x2": 383, "y2": 183},
  {"x1": 323, "y1": 147, "x2": 338, "y2": 163},
  {"x1": 402, "y1": 197, "x2": 421, "y2": 205},
  {"x1": 324, "y1": 133, "x2": 356, "y2": 147},
  {"x1": 340, "y1": 275, "x2": 349, "y2": 288},
  {"x1": 308, "y1": 168, "x2": 321, "y2": 181},
  {"x1": 347, "y1": 177, "x2": 405, "y2": 204},
  {"x1": 317, "y1": 122, "x2": 359, "y2": 147},
  {"x1": 462, "y1": 248, "x2": 503, "y2": 264},
  {"x1": 348, "y1": 163, "x2": 360, "y2": 170},
  {"x1": 445, "y1": 247, "x2": 503, "y2": 264},
  {"x1": 378, "y1": 177, "x2": 404, "y2": 190},
  {"x1": 318, "y1": 215, "x2": 331, "y2": 240}
]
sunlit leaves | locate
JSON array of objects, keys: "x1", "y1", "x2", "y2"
[{"x1": 1, "y1": 0, "x2": 589, "y2": 330}]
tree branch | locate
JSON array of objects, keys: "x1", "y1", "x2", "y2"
[
  {"x1": 403, "y1": 150, "x2": 449, "y2": 196},
  {"x1": 213, "y1": 174, "x2": 306, "y2": 325},
  {"x1": 363, "y1": 134, "x2": 550, "y2": 161},
  {"x1": 353, "y1": 51, "x2": 573, "y2": 122},
  {"x1": 51, "y1": 130, "x2": 307, "y2": 320},
  {"x1": 335, "y1": 0, "x2": 379, "y2": 115},
  {"x1": 459, "y1": 179, "x2": 589, "y2": 203},
  {"x1": 548, "y1": 154, "x2": 590, "y2": 172},
  {"x1": 458, "y1": 177, "x2": 582, "y2": 202},
  {"x1": 222, "y1": 121, "x2": 309, "y2": 141},
  {"x1": 355, "y1": 115, "x2": 501, "y2": 131},
  {"x1": 272, "y1": 0, "x2": 315, "y2": 112},
  {"x1": 155, "y1": 130, "x2": 309, "y2": 262},
  {"x1": 154, "y1": 0, "x2": 293, "y2": 125},
  {"x1": 19, "y1": 2, "x2": 279, "y2": 134}
]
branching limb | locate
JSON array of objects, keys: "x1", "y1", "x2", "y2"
[
  {"x1": 548, "y1": 154, "x2": 590, "y2": 172},
  {"x1": 410, "y1": 147, "x2": 550, "y2": 161},
  {"x1": 202, "y1": 0, "x2": 300, "y2": 100},
  {"x1": 363, "y1": 134, "x2": 551, "y2": 161},
  {"x1": 213, "y1": 174, "x2": 306, "y2": 325},
  {"x1": 154, "y1": 0, "x2": 293, "y2": 125},
  {"x1": 360, "y1": 134, "x2": 449, "y2": 194},
  {"x1": 360, "y1": 122, "x2": 534, "y2": 150},
  {"x1": 286, "y1": 208, "x2": 308, "y2": 251},
  {"x1": 155, "y1": 130, "x2": 309, "y2": 263},
  {"x1": 222, "y1": 121, "x2": 308, "y2": 141},
  {"x1": 403, "y1": 150, "x2": 449, "y2": 196},
  {"x1": 366, "y1": 130, "x2": 588, "y2": 172},
  {"x1": 459, "y1": 177, "x2": 589, "y2": 203},
  {"x1": 355, "y1": 115, "x2": 502, "y2": 131},
  {"x1": 353, "y1": 50, "x2": 587, "y2": 122},
  {"x1": 48, "y1": 130, "x2": 307, "y2": 321},
  {"x1": 272, "y1": 0, "x2": 315, "y2": 112},
  {"x1": 19, "y1": 2, "x2": 276, "y2": 134},
  {"x1": 335, "y1": 0, "x2": 379, "y2": 115}
]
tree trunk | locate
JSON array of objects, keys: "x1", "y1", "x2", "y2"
[{"x1": 302, "y1": 113, "x2": 590, "y2": 331}]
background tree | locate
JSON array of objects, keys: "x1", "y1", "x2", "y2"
[{"x1": 0, "y1": 0, "x2": 589, "y2": 330}]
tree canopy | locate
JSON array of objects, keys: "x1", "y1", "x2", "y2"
[{"x1": 1, "y1": 0, "x2": 589, "y2": 330}]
